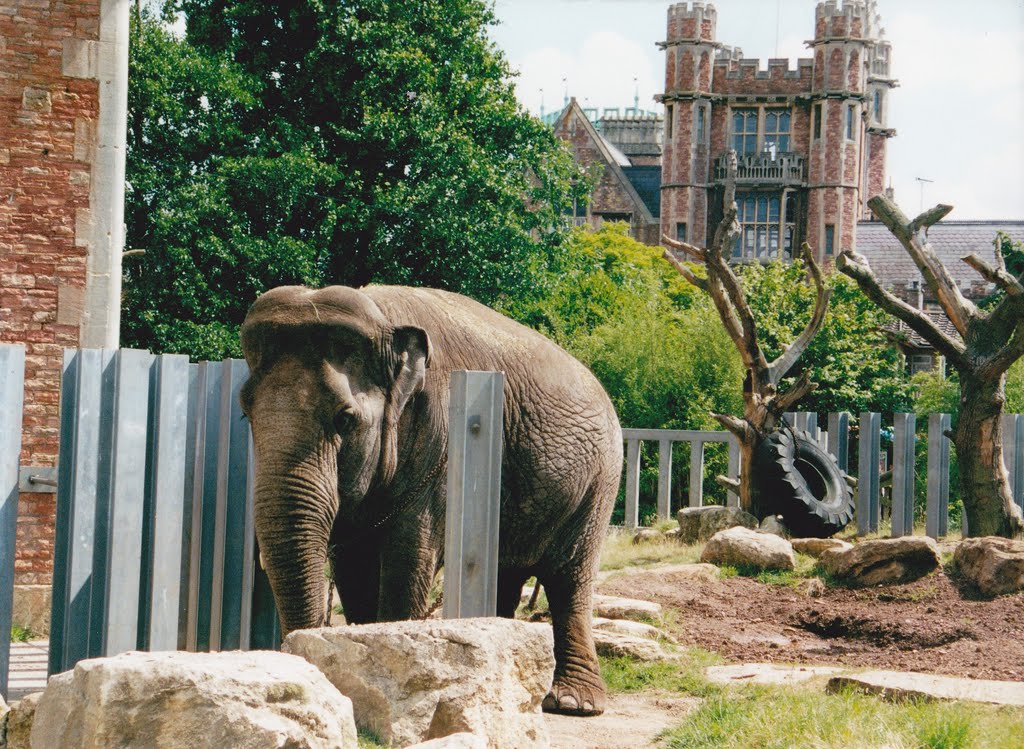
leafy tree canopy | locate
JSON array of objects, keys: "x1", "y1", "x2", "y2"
[{"x1": 123, "y1": 0, "x2": 583, "y2": 360}]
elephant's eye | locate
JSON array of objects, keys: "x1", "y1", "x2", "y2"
[{"x1": 333, "y1": 407, "x2": 357, "y2": 435}]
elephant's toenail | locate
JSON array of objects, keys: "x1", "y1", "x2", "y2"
[
  {"x1": 559, "y1": 695, "x2": 579, "y2": 711},
  {"x1": 583, "y1": 701, "x2": 594, "y2": 711}
]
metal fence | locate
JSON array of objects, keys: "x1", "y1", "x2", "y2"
[
  {"x1": 41, "y1": 348, "x2": 279, "y2": 683},
  {"x1": 2, "y1": 342, "x2": 1024, "y2": 697},
  {"x1": 622, "y1": 411, "x2": 1024, "y2": 536}
]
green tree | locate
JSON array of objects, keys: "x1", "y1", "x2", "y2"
[{"x1": 123, "y1": 0, "x2": 582, "y2": 359}]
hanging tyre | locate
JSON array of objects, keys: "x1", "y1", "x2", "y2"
[{"x1": 752, "y1": 428, "x2": 854, "y2": 538}]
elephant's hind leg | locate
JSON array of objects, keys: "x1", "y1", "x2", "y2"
[
  {"x1": 496, "y1": 569, "x2": 530, "y2": 618},
  {"x1": 541, "y1": 569, "x2": 605, "y2": 716},
  {"x1": 332, "y1": 538, "x2": 381, "y2": 624}
]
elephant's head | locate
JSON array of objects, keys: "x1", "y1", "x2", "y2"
[{"x1": 239, "y1": 286, "x2": 430, "y2": 633}]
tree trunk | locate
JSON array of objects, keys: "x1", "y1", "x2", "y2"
[{"x1": 955, "y1": 372, "x2": 1018, "y2": 537}]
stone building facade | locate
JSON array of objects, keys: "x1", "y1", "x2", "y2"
[
  {"x1": 1, "y1": 0, "x2": 127, "y2": 618},
  {"x1": 659, "y1": 0, "x2": 895, "y2": 262}
]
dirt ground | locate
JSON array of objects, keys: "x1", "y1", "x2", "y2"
[{"x1": 598, "y1": 565, "x2": 1024, "y2": 682}]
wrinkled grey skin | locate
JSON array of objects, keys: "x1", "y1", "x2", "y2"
[{"x1": 239, "y1": 285, "x2": 622, "y2": 716}]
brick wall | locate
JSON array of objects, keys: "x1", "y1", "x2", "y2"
[{"x1": 1, "y1": 0, "x2": 100, "y2": 585}]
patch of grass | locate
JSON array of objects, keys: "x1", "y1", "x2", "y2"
[
  {"x1": 601, "y1": 648, "x2": 723, "y2": 699},
  {"x1": 357, "y1": 729, "x2": 385, "y2": 748},
  {"x1": 660, "y1": 681, "x2": 1024, "y2": 749},
  {"x1": 600, "y1": 528, "x2": 702, "y2": 571},
  {"x1": 716, "y1": 553, "x2": 819, "y2": 588},
  {"x1": 11, "y1": 624, "x2": 34, "y2": 643}
]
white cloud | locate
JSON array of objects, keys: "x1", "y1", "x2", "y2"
[{"x1": 511, "y1": 30, "x2": 662, "y2": 116}]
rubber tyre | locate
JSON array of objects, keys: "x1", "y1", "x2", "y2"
[{"x1": 752, "y1": 428, "x2": 854, "y2": 538}]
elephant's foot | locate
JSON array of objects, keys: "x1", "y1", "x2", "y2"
[{"x1": 542, "y1": 674, "x2": 606, "y2": 716}]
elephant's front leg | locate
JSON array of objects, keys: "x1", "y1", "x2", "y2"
[
  {"x1": 332, "y1": 534, "x2": 381, "y2": 625},
  {"x1": 542, "y1": 572, "x2": 606, "y2": 716},
  {"x1": 377, "y1": 508, "x2": 442, "y2": 621}
]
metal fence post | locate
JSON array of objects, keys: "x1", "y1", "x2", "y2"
[
  {"x1": 656, "y1": 440, "x2": 673, "y2": 521},
  {"x1": 142, "y1": 354, "x2": 191, "y2": 651},
  {"x1": 890, "y1": 413, "x2": 916, "y2": 537},
  {"x1": 857, "y1": 412, "x2": 881, "y2": 535},
  {"x1": 827, "y1": 412, "x2": 850, "y2": 473},
  {"x1": 926, "y1": 413, "x2": 951, "y2": 539},
  {"x1": 726, "y1": 435, "x2": 741, "y2": 508},
  {"x1": 688, "y1": 440, "x2": 705, "y2": 508},
  {"x1": 1002, "y1": 413, "x2": 1023, "y2": 512},
  {"x1": 443, "y1": 371, "x2": 504, "y2": 619},
  {"x1": 623, "y1": 440, "x2": 641, "y2": 529},
  {"x1": 0, "y1": 344, "x2": 25, "y2": 698}
]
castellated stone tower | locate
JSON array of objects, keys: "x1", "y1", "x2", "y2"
[{"x1": 659, "y1": 0, "x2": 896, "y2": 263}]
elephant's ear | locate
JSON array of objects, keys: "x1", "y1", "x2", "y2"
[{"x1": 378, "y1": 325, "x2": 431, "y2": 486}]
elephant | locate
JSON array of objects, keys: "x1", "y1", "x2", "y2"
[{"x1": 238, "y1": 284, "x2": 623, "y2": 716}]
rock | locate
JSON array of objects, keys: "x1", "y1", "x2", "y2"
[
  {"x1": 799, "y1": 577, "x2": 826, "y2": 598},
  {"x1": 706, "y1": 663, "x2": 845, "y2": 685},
  {"x1": 952, "y1": 536, "x2": 1024, "y2": 598},
  {"x1": 632, "y1": 529, "x2": 663, "y2": 545},
  {"x1": 592, "y1": 595, "x2": 662, "y2": 621},
  {"x1": 700, "y1": 526, "x2": 796, "y2": 571},
  {"x1": 758, "y1": 515, "x2": 790, "y2": 538},
  {"x1": 284, "y1": 619, "x2": 552, "y2": 749},
  {"x1": 592, "y1": 618, "x2": 663, "y2": 641},
  {"x1": 5, "y1": 692, "x2": 40, "y2": 749},
  {"x1": 820, "y1": 536, "x2": 940, "y2": 587},
  {"x1": 404, "y1": 734, "x2": 488, "y2": 749},
  {"x1": 677, "y1": 506, "x2": 758, "y2": 544},
  {"x1": 791, "y1": 538, "x2": 853, "y2": 558},
  {"x1": 826, "y1": 670, "x2": 1024, "y2": 707},
  {"x1": 652, "y1": 563, "x2": 722, "y2": 582},
  {"x1": 663, "y1": 527, "x2": 682, "y2": 540},
  {"x1": 29, "y1": 651, "x2": 357, "y2": 749},
  {"x1": 592, "y1": 630, "x2": 666, "y2": 661}
]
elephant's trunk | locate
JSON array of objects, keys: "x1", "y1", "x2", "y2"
[{"x1": 253, "y1": 445, "x2": 339, "y2": 635}]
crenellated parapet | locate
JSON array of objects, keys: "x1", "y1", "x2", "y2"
[
  {"x1": 662, "y1": 2, "x2": 717, "y2": 46},
  {"x1": 813, "y1": 0, "x2": 878, "y2": 42},
  {"x1": 715, "y1": 57, "x2": 815, "y2": 84}
]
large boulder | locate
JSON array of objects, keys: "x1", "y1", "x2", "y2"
[
  {"x1": 405, "y1": 734, "x2": 488, "y2": 749},
  {"x1": 677, "y1": 506, "x2": 758, "y2": 544},
  {"x1": 5, "y1": 692, "x2": 40, "y2": 749},
  {"x1": 28, "y1": 651, "x2": 357, "y2": 749},
  {"x1": 592, "y1": 630, "x2": 666, "y2": 661},
  {"x1": 791, "y1": 538, "x2": 853, "y2": 558},
  {"x1": 284, "y1": 619, "x2": 553, "y2": 749},
  {"x1": 591, "y1": 617, "x2": 663, "y2": 641},
  {"x1": 700, "y1": 526, "x2": 796, "y2": 571},
  {"x1": 953, "y1": 536, "x2": 1024, "y2": 597},
  {"x1": 820, "y1": 536, "x2": 940, "y2": 587}
]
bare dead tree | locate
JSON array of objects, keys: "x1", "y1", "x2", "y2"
[
  {"x1": 838, "y1": 194, "x2": 1024, "y2": 538},
  {"x1": 661, "y1": 155, "x2": 831, "y2": 518}
]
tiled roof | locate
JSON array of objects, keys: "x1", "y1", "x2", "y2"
[
  {"x1": 856, "y1": 221, "x2": 1024, "y2": 290},
  {"x1": 886, "y1": 313, "x2": 960, "y2": 351},
  {"x1": 622, "y1": 166, "x2": 662, "y2": 218}
]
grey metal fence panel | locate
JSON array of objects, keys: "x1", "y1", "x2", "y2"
[
  {"x1": 623, "y1": 440, "x2": 640, "y2": 529},
  {"x1": 857, "y1": 412, "x2": 881, "y2": 534},
  {"x1": 827, "y1": 412, "x2": 850, "y2": 473},
  {"x1": 443, "y1": 371, "x2": 504, "y2": 619},
  {"x1": 688, "y1": 441, "x2": 704, "y2": 508},
  {"x1": 0, "y1": 344, "x2": 25, "y2": 699},
  {"x1": 657, "y1": 440, "x2": 672, "y2": 520},
  {"x1": 926, "y1": 413, "x2": 951, "y2": 539},
  {"x1": 210, "y1": 359, "x2": 252, "y2": 651},
  {"x1": 143, "y1": 354, "x2": 191, "y2": 651},
  {"x1": 726, "y1": 436, "x2": 741, "y2": 508},
  {"x1": 101, "y1": 349, "x2": 155, "y2": 656},
  {"x1": 177, "y1": 363, "x2": 199, "y2": 649},
  {"x1": 1002, "y1": 413, "x2": 1023, "y2": 512},
  {"x1": 890, "y1": 413, "x2": 916, "y2": 537},
  {"x1": 186, "y1": 361, "x2": 223, "y2": 652}
]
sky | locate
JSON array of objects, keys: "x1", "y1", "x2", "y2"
[{"x1": 489, "y1": 0, "x2": 1024, "y2": 220}]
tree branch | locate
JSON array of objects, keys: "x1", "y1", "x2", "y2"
[
  {"x1": 773, "y1": 369, "x2": 818, "y2": 415},
  {"x1": 663, "y1": 234, "x2": 706, "y2": 263},
  {"x1": 713, "y1": 412, "x2": 749, "y2": 440},
  {"x1": 867, "y1": 194, "x2": 978, "y2": 335},
  {"x1": 962, "y1": 253, "x2": 1024, "y2": 297},
  {"x1": 977, "y1": 321, "x2": 1024, "y2": 380},
  {"x1": 662, "y1": 246, "x2": 709, "y2": 291},
  {"x1": 768, "y1": 243, "x2": 832, "y2": 386},
  {"x1": 837, "y1": 250, "x2": 968, "y2": 367}
]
